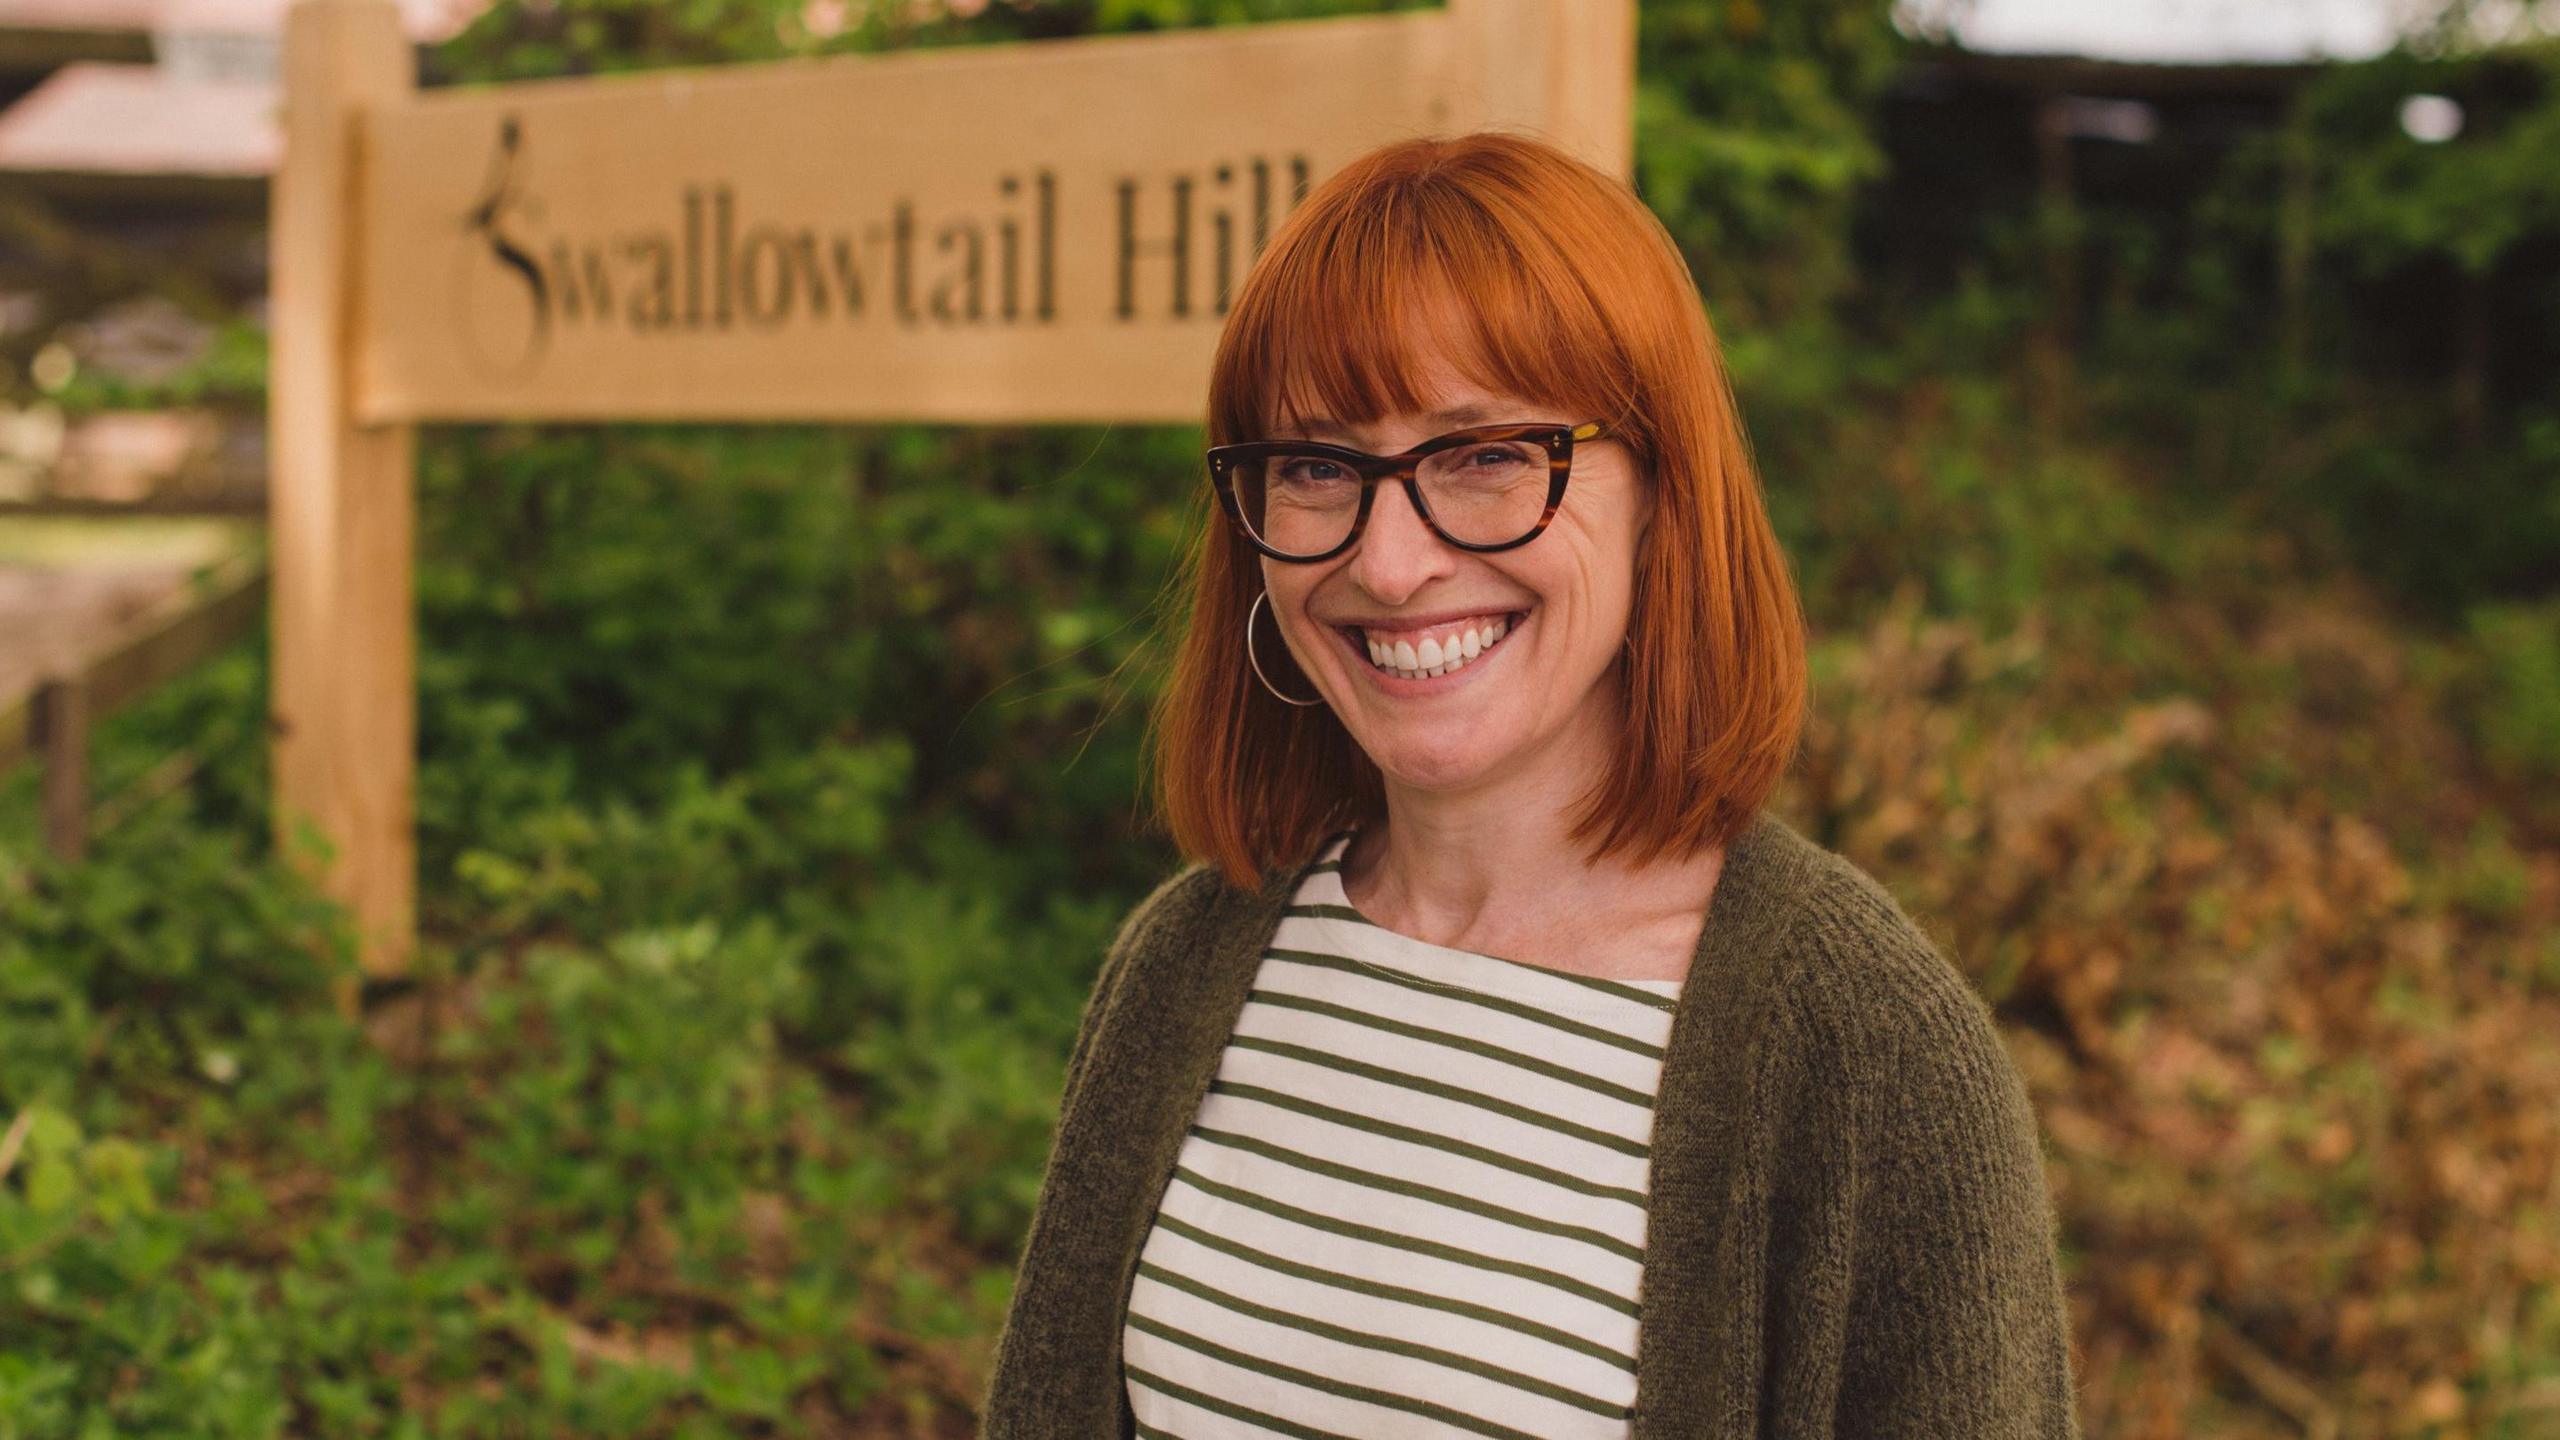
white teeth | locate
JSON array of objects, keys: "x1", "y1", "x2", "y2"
[{"x1": 1358, "y1": 612, "x2": 1520, "y2": 681}]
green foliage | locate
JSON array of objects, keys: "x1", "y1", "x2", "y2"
[
  {"x1": 0, "y1": 671, "x2": 1119, "y2": 1432},
  {"x1": 0, "y1": 799, "x2": 356, "y2": 1124},
  {"x1": 1636, "y1": 0, "x2": 1903, "y2": 325},
  {"x1": 410, "y1": 419, "x2": 1197, "y2": 906},
  {"x1": 2454, "y1": 594, "x2": 2560, "y2": 793},
  {"x1": 2303, "y1": 41, "x2": 2560, "y2": 275}
]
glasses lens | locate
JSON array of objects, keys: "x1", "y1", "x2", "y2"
[
  {"x1": 1229, "y1": 451, "x2": 1362, "y2": 557},
  {"x1": 1416, "y1": 436, "x2": 1551, "y2": 546}
]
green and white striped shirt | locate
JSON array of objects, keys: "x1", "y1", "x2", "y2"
[{"x1": 1122, "y1": 828, "x2": 1685, "y2": 1438}]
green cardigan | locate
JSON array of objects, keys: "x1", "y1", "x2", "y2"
[{"x1": 979, "y1": 808, "x2": 2082, "y2": 1437}]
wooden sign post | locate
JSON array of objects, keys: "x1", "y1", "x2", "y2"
[{"x1": 270, "y1": 0, "x2": 1635, "y2": 979}]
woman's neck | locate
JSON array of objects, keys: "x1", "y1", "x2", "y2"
[{"x1": 1338, "y1": 709, "x2": 1725, "y2": 981}]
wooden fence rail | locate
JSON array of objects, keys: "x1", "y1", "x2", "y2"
[{"x1": 0, "y1": 548, "x2": 269, "y2": 860}]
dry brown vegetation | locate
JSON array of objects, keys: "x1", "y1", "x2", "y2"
[{"x1": 1792, "y1": 541, "x2": 2560, "y2": 1435}]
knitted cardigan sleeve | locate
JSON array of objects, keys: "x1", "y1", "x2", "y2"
[
  {"x1": 1780, "y1": 870, "x2": 2083, "y2": 1439},
  {"x1": 1053, "y1": 864, "x2": 1212, "y2": 1122},
  {"x1": 977, "y1": 862, "x2": 1214, "y2": 1436}
]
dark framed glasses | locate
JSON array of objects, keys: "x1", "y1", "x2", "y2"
[{"x1": 1206, "y1": 419, "x2": 1610, "y2": 563}]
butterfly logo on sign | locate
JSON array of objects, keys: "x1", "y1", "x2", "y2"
[{"x1": 454, "y1": 115, "x2": 550, "y2": 380}]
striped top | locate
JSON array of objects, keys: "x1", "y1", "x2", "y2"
[{"x1": 1121, "y1": 828, "x2": 1685, "y2": 1438}]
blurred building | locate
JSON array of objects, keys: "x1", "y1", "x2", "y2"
[
  {"x1": 0, "y1": 0, "x2": 479, "y2": 505},
  {"x1": 0, "y1": 0, "x2": 478, "y2": 197},
  {"x1": 1868, "y1": 47, "x2": 2322, "y2": 311}
]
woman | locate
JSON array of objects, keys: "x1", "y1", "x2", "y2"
[{"x1": 980, "y1": 132, "x2": 2078, "y2": 1438}]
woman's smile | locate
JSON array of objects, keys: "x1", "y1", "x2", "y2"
[{"x1": 1331, "y1": 607, "x2": 1532, "y2": 691}]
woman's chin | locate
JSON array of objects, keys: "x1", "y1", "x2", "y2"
[{"x1": 1354, "y1": 727, "x2": 1517, "y2": 794}]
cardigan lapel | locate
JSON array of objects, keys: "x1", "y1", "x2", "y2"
[{"x1": 1633, "y1": 807, "x2": 1823, "y2": 1438}]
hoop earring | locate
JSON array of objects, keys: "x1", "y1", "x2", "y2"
[{"x1": 1247, "y1": 590, "x2": 1324, "y2": 707}]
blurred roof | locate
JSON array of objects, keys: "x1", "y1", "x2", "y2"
[{"x1": 0, "y1": 60, "x2": 271, "y2": 175}]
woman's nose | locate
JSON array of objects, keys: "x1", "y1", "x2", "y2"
[{"x1": 1349, "y1": 479, "x2": 1456, "y2": 600}]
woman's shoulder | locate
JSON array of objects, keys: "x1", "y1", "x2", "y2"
[
  {"x1": 1109, "y1": 860, "x2": 1226, "y2": 952},
  {"x1": 1747, "y1": 817, "x2": 2019, "y2": 1090},
  {"x1": 1754, "y1": 827, "x2": 2048, "y2": 1201},
  {"x1": 1093, "y1": 854, "x2": 1278, "y2": 985}
]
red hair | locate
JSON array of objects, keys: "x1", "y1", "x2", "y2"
[{"x1": 1146, "y1": 131, "x2": 1808, "y2": 891}]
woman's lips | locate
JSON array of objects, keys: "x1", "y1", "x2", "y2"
[{"x1": 1333, "y1": 608, "x2": 1530, "y2": 688}]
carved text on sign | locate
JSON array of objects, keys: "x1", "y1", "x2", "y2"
[{"x1": 454, "y1": 115, "x2": 1313, "y2": 381}]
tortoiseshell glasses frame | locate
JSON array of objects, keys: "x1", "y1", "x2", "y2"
[{"x1": 1206, "y1": 419, "x2": 1612, "y2": 564}]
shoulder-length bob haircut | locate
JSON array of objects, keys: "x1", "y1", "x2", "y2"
[{"x1": 1147, "y1": 130, "x2": 1807, "y2": 892}]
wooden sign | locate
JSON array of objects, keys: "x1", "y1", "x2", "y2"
[
  {"x1": 273, "y1": 0, "x2": 1635, "y2": 975},
  {"x1": 366, "y1": 15, "x2": 1461, "y2": 424}
]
